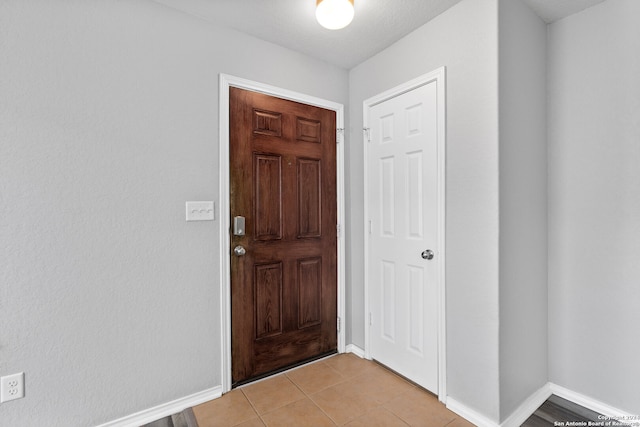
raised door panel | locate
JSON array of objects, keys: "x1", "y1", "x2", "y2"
[
  {"x1": 254, "y1": 154, "x2": 283, "y2": 241},
  {"x1": 297, "y1": 159, "x2": 322, "y2": 238},
  {"x1": 407, "y1": 265, "x2": 424, "y2": 355},
  {"x1": 230, "y1": 87, "x2": 337, "y2": 386},
  {"x1": 406, "y1": 151, "x2": 424, "y2": 239},
  {"x1": 381, "y1": 260, "x2": 396, "y2": 342},
  {"x1": 380, "y1": 157, "x2": 395, "y2": 237},
  {"x1": 253, "y1": 109, "x2": 282, "y2": 137},
  {"x1": 297, "y1": 257, "x2": 322, "y2": 329},
  {"x1": 296, "y1": 117, "x2": 321, "y2": 143},
  {"x1": 254, "y1": 263, "x2": 283, "y2": 339}
]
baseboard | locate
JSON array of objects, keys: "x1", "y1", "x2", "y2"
[
  {"x1": 500, "y1": 383, "x2": 552, "y2": 427},
  {"x1": 447, "y1": 383, "x2": 551, "y2": 427},
  {"x1": 447, "y1": 397, "x2": 500, "y2": 427},
  {"x1": 96, "y1": 386, "x2": 222, "y2": 427},
  {"x1": 346, "y1": 344, "x2": 365, "y2": 358},
  {"x1": 448, "y1": 383, "x2": 636, "y2": 427},
  {"x1": 550, "y1": 383, "x2": 637, "y2": 425}
]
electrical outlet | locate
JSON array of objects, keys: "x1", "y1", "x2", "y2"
[{"x1": 0, "y1": 372, "x2": 25, "y2": 403}]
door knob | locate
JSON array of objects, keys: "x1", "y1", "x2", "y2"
[
  {"x1": 234, "y1": 245, "x2": 246, "y2": 256},
  {"x1": 421, "y1": 249, "x2": 434, "y2": 260}
]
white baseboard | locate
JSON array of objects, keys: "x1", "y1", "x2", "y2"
[
  {"x1": 96, "y1": 386, "x2": 222, "y2": 427},
  {"x1": 550, "y1": 383, "x2": 637, "y2": 425},
  {"x1": 500, "y1": 383, "x2": 552, "y2": 427},
  {"x1": 447, "y1": 383, "x2": 551, "y2": 427},
  {"x1": 447, "y1": 397, "x2": 500, "y2": 427},
  {"x1": 346, "y1": 344, "x2": 365, "y2": 358},
  {"x1": 448, "y1": 383, "x2": 636, "y2": 427}
]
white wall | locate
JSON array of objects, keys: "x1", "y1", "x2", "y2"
[
  {"x1": 349, "y1": 0, "x2": 501, "y2": 420},
  {"x1": 0, "y1": 1, "x2": 348, "y2": 425},
  {"x1": 548, "y1": 0, "x2": 640, "y2": 414},
  {"x1": 498, "y1": 0, "x2": 548, "y2": 419}
]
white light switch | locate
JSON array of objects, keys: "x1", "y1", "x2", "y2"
[{"x1": 186, "y1": 201, "x2": 215, "y2": 221}]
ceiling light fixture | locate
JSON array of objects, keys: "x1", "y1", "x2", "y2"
[{"x1": 316, "y1": 0, "x2": 354, "y2": 30}]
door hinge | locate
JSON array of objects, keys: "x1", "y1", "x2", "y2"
[
  {"x1": 363, "y1": 127, "x2": 371, "y2": 143},
  {"x1": 368, "y1": 220, "x2": 372, "y2": 235},
  {"x1": 337, "y1": 316, "x2": 341, "y2": 332},
  {"x1": 336, "y1": 128, "x2": 344, "y2": 143},
  {"x1": 337, "y1": 223, "x2": 341, "y2": 238},
  {"x1": 369, "y1": 312, "x2": 372, "y2": 326}
]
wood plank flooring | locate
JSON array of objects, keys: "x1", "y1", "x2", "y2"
[
  {"x1": 524, "y1": 395, "x2": 605, "y2": 426},
  {"x1": 143, "y1": 407, "x2": 198, "y2": 427}
]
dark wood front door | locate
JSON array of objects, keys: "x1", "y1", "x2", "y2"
[{"x1": 229, "y1": 87, "x2": 337, "y2": 386}]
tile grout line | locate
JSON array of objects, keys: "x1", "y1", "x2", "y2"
[
  {"x1": 238, "y1": 388, "x2": 264, "y2": 426},
  {"x1": 242, "y1": 360, "x2": 345, "y2": 426},
  {"x1": 284, "y1": 362, "x2": 342, "y2": 425},
  {"x1": 288, "y1": 359, "x2": 414, "y2": 426},
  {"x1": 323, "y1": 358, "x2": 409, "y2": 426},
  {"x1": 196, "y1": 354, "x2": 468, "y2": 427},
  {"x1": 236, "y1": 355, "x2": 429, "y2": 427}
]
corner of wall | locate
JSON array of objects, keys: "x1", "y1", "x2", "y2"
[{"x1": 497, "y1": 0, "x2": 549, "y2": 421}]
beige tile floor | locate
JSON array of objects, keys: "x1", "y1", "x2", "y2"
[{"x1": 192, "y1": 353, "x2": 475, "y2": 427}]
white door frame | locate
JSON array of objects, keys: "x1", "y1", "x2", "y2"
[
  {"x1": 363, "y1": 67, "x2": 447, "y2": 402},
  {"x1": 218, "y1": 74, "x2": 346, "y2": 393}
]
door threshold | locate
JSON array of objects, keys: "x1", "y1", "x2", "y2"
[
  {"x1": 371, "y1": 358, "x2": 438, "y2": 398},
  {"x1": 233, "y1": 350, "x2": 338, "y2": 389}
]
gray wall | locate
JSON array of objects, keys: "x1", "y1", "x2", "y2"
[
  {"x1": 0, "y1": 1, "x2": 348, "y2": 425},
  {"x1": 349, "y1": 0, "x2": 501, "y2": 420},
  {"x1": 498, "y1": 0, "x2": 548, "y2": 419},
  {"x1": 548, "y1": 0, "x2": 640, "y2": 414},
  {"x1": 4, "y1": 0, "x2": 637, "y2": 424}
]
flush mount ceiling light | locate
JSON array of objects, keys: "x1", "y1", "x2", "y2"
[{"x1": 316, "y1": 0, "x2": 355, "y2": 30}]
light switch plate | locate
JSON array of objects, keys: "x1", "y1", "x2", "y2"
[{"x1": 186, "y1": 201, "x2": 215, "y2": 221}]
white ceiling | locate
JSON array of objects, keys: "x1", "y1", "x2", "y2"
[
  {"x1": 523, "y1": 0, "x2": 605, "y2": 23},
  {"x1": 153, "y1": 0, "x2": 607, "y2": 69}
]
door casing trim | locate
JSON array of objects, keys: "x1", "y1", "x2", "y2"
[
  {"x1": 362, "y1": 67, "x2": 447, "y2": 402},
  {"x1": 219, "y1": 74, "x2": 346, "y2": 392}
]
